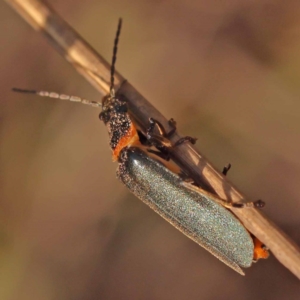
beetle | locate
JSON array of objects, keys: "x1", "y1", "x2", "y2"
[{"x1": 12, "y1": 19, "x2": 269, "y2": 275}]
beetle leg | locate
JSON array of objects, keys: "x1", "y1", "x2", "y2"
[
  {"x1": 181, "y1": 181, "x2": 265, "y2": 210},
  {"x1": 166, "y1": 118, "x2": 177, "y2": 137},
  {"x1": 146, "y1": 118, "x2": 197, "y2": 149},
  {"x1": 147, "y1": 118, "x2": 168, "y2": 137},
  {"x1": 137, "y1": 130, "x2": 152, "y2": 146},
  {"x1": 147, "y1": 117, "x2": 178, "y2": 138},
  {"x1": 226, "y1": 199, "x2": 265, "y2": 209},
  {"x1": 220, "y1": 165, "x2": 266, "y2": 209},
  {"x1": 146, "y1": 118, "x2": 174, "y2": 150},
  {"x1": 168, "y1": 118, "x2": 177, "y2": 127},
  {"x1": 222, "y1": 163, "x2": 232, "y2": 176},
  {"x1": 174, "y1": 136, "x2": 197, "y2": 147}
]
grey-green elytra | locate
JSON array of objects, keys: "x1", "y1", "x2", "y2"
[{"x1": 117, "y1": 147, "x2": 254, "y2": 275}]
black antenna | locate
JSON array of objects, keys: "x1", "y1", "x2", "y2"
[{"x1": 110, "y1": 18, "x2": 122, "y2": 97}]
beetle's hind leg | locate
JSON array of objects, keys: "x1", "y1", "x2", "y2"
[
  {"x1": 225, "y1": 199, "x2": 265, "y2": 209},
  {"x1": 181, "y1": 181, "x2": 266, "y2": 210},
  {"x1": 174, "y1": 136, "x2": 197, "y2": 147}
]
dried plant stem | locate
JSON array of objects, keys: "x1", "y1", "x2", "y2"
[{"x1": 6, "y1": 0, "x2": 300, "y2": 279}]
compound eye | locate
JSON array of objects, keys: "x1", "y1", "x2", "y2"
[{"x1": 99, "y1": 111, "x2": 111, "y2": 123}]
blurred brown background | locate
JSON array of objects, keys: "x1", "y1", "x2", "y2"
[{"x1": 1, "y1": 0, "x2": 300, "y2": 299}]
